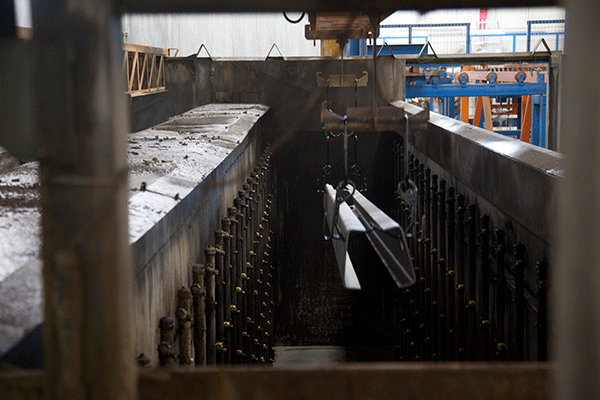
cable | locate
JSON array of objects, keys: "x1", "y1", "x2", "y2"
[{"x1": 283, "y1": 12, "x2": 305, "y2": 24}]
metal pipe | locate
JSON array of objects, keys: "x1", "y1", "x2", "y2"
[
  {"x1": 227, "y1": 208, "x2": 239, "y2": 364},
  {"x1": 447, "y1": 268, "x2": 456, "y2": 361},
  {"x1": 446, "y1": 187, "x2": 456, "y2": 361},
  {"x1": 234, "y1": 195, "x2": 246, "y2": 363},
  {"x1": 494, "y1": 230, "x2": 507, "y2": 361},
  {"x1": 437, "y1": 258, "x2": 447, "y2": 361},
  {"x1": 467, "y1": 204, "x2": 477, "y2": 360},
  {"x1": 438, "y1": 180, "x2": 447, "y2": 361},
  {"x1": 537, "y1": 260, "x2": 548, "y2": 361},
  {"x1": 176, "y1": 308, "x2": 193, "y2": 367},
  {"x1": 424, "y1": 287, "x2": 432, "y2": 360},
  {"x1": 467, "y1": 299, "x2": 477, "y2": 361},
  {"x1": 456, "y1": 194, "x2": 466, "y2": 360},
  {"x1": 158, "y1": 317, "x2": 177, "y2": 367},
  {"x1": 479, "y1": 215, "x2": 491, "y2": 361},
  {"x1": 514, "y1": 243, "x2": 526, "y2": 360},
  {"x1": 191, "y1": 281, "x2": 206, "y2": 367},
  {"x1": 430, "y1": 175, "x2": 439, "y2": 360},
  {"x1": 205, "y1": 247, "x2": 217, "y2": 365},
  {"x1": 177, "y1": 287, "x2": 193, "y2": 366},
  {"x1": 215, "y1": 230, "x2": 226, "y2": 364},
  {"x1": 239, "y1": 188, "x2": 251, "y2": 363},
  {"x1": 222, "y1": 219, "x2": 233, "y2": 364}
]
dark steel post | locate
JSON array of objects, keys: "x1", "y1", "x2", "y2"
[
  {"x1": 456, "y1": 194, "x2": 466, "y2": 360},
  {"x1": 205, "y1": 247, "x2": 217, "y2": 364},
  {"x1": 215, "y1": 230, "x2": 227, "y2": 364},
  {"x1": 227, "y1": 208, "x2": 240, "y2": 364},
  {"x1": 158, "y1": 317, "x2": 177, "y2": 367},
  {"x1": 494, "y1": 230, "x2": 507, "y2": 361},
  {"x1": 537, "y1": 260, "x2": 548, "y2": 361},
  {"x1": 446, "y1": 187, "x2": 456, "y2": 361},
  {"x1": 479, "y1": 215, "x2": 491, "y2": 361},
  {"x1": 514, "y1": 243, "x2": 526, "y2": 360},
  {"x1": 234, "y1": 195, "x2": 246, "y2": 363},
  {"x1": 222, "y1": 218, "x2": 233, "y2": 364},
  {"x1": 192, "y1": 264, "x2": 206, "y2": 366},
  {"x1": 467, "y1": 204, "x2": 477, "y2": 360},
  {"x1": 438, "y1": 179, "x2": 447, "y2": 360},
  {"x1": 176, "y1": 287, "x2": 193, "y2": 366}
]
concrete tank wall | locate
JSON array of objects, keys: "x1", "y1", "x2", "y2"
[{"x1": 130, "y1": 105, "x2": 269, "y2": 364}]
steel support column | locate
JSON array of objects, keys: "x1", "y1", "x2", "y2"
[
  {"x1": 557, "y1": 0, "x2": 600, "y2": 398},
  {"x1": 547, "y1": 54, "x2": 562, "y2": 151},
  {"x1": 31, "y1": 0, "x2": 135, "y2": 398}
]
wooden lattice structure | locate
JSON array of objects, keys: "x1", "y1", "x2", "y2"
[{"x1": 123, "y1": 43, "x2": 174, "y2": 97}]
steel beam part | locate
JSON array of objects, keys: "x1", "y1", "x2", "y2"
[
  {"x1": 351, "y1": 187, "x2": 416, "y2": 288},
  {"x1": 323, "y1": 183, "x2": 366, "y2": 290},
  {"x1": 321, "y1": 105, "x2": 405, "y2": 133},
  {"x1": 406, "y1": 83, "x2": 547, "y2": 99}
]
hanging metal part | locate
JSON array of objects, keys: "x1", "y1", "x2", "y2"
[
  {"x1": 397, "y1": 105, "x2": 429, "y2": 237},
  {"x1": 323, "y1": 183, "x2": 365, "y2": 290},
  {"x1": 351, "y1": 187, "x2": 416, "y2": 288},
  {"x1": 321, "y1": 104, "x2": 405, "y2": 133}
]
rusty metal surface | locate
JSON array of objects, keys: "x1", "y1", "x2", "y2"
[
  {"x1": 137, "y1": 363, "x2": 554, "y2": 400},
  {"x1": 321, "y1": 106, "x2": 405, "y2": 133},
  {"x1": 305, "y1": 13, "x2": 386, "y2": 41},
  {"x1": 394, "y1": 100, "x2": 563, "y2": 247}
]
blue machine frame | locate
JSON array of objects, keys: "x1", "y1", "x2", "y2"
[{"x1": 405, "y1": 69, "x2": 548, "y2": 147}]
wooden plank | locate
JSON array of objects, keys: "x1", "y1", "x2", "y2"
[
  {"x1": 521, "y1": 95, "x2": 532, "y2": 143},
  {"x1": 483, "y1": 96, "x2": 493, "y2": 131},
  {"x1": 138, "y1": 363, "x2": 554, "y2": 400},
  {"x1": 157, "y1": 55, "x2": 164, "y2": 87},
  {"x1": 128, "y1": 51, "x2": 138, "y2": 92},
  {"x1": 123, "y1": 42, "x2": 169, "y2": 56},
  {"x1": 0, "y1": 370, "x2": 44, "y2": 400},
  {"x1": 149, "y1": 54, "x2": 156, "y2": 89},
  {"x1": 460, "y1": 96, "x2": 469, "y2": 123},
  {"x1": 473, "y1": 96, "x2": 483, "y2": 127},
  {"x1": 140, "y1": 52, "x2": 148, "y2": 90}
]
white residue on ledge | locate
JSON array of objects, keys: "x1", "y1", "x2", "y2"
[{"x1": 127, "y1": 103, "x2": 268, "y2": 243}]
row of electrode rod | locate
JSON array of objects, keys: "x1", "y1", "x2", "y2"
[
  {"x1": 393, "y1": 142, "x2": 548, "y2": 362},
  {"x1": 156, "y1": 148, "x2": 275, "y2": 367}
]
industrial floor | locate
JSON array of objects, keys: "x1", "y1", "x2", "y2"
[{"x1": 273, "y1": 346, "x2": 395, "y2": 367}]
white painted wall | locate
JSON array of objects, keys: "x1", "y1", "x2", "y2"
[{"x1": 122, "y1": 13, "x2": 320, "y2": 58}]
